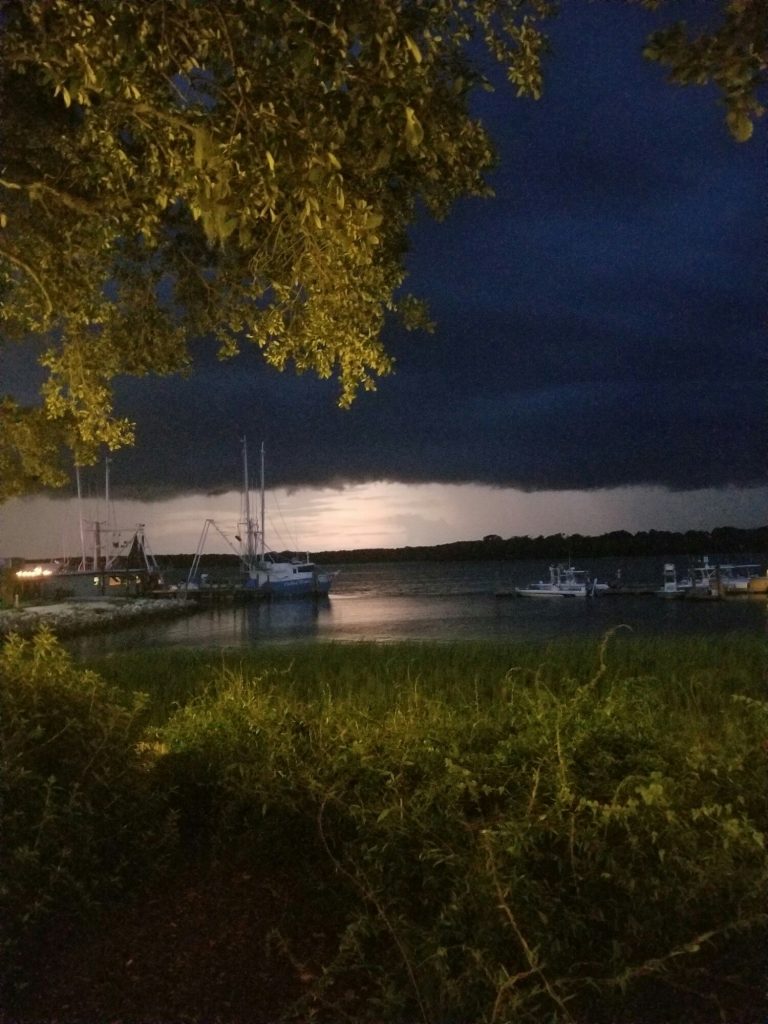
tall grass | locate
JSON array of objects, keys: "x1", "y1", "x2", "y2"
[
  {"x1": 153, "y1": 630, "x2": 768, "y2": 1021},
  {"x1": 85, "y1": 631, "x2": 767, "y2": 721},
  {"x1": 3, "y1": 629, "x2": 767, "y2": 1021},
  {"x1": 0, "y1": 631, "x2": 176, "y2": 1002}
]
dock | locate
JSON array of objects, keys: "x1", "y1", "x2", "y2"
[{"x1": 601, "y1": 584, "x2": 659, "y2": 596}]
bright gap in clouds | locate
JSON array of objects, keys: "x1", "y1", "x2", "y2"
[{"x1": 1, "y1": 482, "x2": 766, "y2": 559}]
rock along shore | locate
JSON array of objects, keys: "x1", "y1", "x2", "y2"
[{"x1": 0, "y1": 597, "x2": 196, "y2": 640}]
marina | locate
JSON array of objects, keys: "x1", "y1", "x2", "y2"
[{"x1": 35, "y1": 556, "x2": 763, "y2": 656}]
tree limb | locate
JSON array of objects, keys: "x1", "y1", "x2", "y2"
[{"x1": 0, "y1": 244, "x2": 54, "y2": 317}]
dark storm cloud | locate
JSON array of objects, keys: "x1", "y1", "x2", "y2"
[{"x1": 97, "y1": 1, "x2": 765, "y2": 500}]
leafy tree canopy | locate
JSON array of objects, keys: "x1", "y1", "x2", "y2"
[{"x1": 0, "y1": 0, "x2": 764, "y2": 498}]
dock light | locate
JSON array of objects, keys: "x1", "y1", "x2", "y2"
[{"x1": 16, "y1": 566, "x2": 54, "y2": 578}]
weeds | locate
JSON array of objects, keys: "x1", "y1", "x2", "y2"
[
  {"x1": 0, "y1": 630, "x2": 177, "y2": 998},
  {"x1": 3, "y1": 629, "x2": 767, "y2": 1021}
]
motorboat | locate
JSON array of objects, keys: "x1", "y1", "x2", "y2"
[
  {"x1": 657, "y1": 563, "x2": 688, "y2": 599},
  {"x1": 688, "y1": 556, "x2": 761, "y2": 597},
  {"x1": 516, "y1": 564, "x2": 605, "y2": 598},
  {"x1": 656, "y1": 557, "x2": 764, "y2": 599},
  {"x1": 716, "y1": 563, "x2": 762, "y2": 594}
]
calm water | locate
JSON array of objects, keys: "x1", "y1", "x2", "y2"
[{"x1": 67, "y1": 557, "x2": 768, "y2": 656}]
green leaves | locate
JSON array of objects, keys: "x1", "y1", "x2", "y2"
[
  {"x1": 642, "y1": 5, "x2": 766, "y2": 143},
  {"x1": 1, "y1": 0, "x2": 528, "y2": 477},
  {"x1": 149, "y1": 636, "x2": 768, "y2": 1021},
  {"x1": 0, "y1": 0, "x2": 761, "y2": 494},
  {"x1": 726, "y1": 107, "x2": 754, "y2": 142},
  {"x1": 404, "y1": 34, "x2": 423, "y2": 64},
  {"x1": 404, "y1": 106, "x2": 425, "y2": 150},
  {"x1": 1, "y1": 631, "x2": 176, "y2": 985}
]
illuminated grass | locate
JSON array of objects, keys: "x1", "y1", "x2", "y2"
[
  {"x1": 151, "y1": 632, "x2": 767, "y2": 1022},
  {"x1": 5, "y1": 631, "x2": 767, "y2": 1022},
  {"x1": 85, "y1": 632, "x2": 767, "y2": 723}
]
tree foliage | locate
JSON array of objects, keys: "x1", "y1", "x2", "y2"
[{"x1": 0, "y1": 0, "x2": 764, "y2": 498}]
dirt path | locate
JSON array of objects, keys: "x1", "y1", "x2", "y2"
[{"x1": 7, "y1": 863, "x2": 346, "y2": 1024}]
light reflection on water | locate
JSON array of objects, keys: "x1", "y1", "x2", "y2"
[{"x1": 66, "y1": 557, "x2": 767, "y2": 657}]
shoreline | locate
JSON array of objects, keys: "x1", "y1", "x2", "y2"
[{"x1": 0, "y1": 597, "x2": 197, "y2": 640}]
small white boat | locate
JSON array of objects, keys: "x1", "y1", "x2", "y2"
[
  {"x1": 656, "y1": 558, "x2": 763, "y2": 599},
  {"x1": 657, "y1": 563, "x2": 687, "y2": 599},
  {"x1": 687, "y1": 556, "x2": 759, "y2": 597},
  {"x1": 716, "y1": 563, "x2": 762, "y2": 594},
  {"x1": 516, "y1": 564, "x2": 604, "y2": 598}
]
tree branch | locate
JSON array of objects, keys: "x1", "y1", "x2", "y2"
[
  {"x1": 0, "y1": 177, "x2": 102, "y2": 216},
  {"x1": 0, "y1": 245, "x2": 54, "y2": 317}
]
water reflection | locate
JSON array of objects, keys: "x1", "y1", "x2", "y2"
[
  {"x1": 244, "y1": 596, "x2": 332, "y2": 642},
  {"x1": 63, "y1": 557, "x2": 767, "y2": 657}
]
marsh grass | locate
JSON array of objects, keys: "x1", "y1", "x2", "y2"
[
  {"x1": 151, "y1": 630, "x2": 767, "y2": 1022},
  {"x1": 85, "y1": 631, "x2": 767, "y2": 713},
  {"x1": 4, "y1": 629, "x2": 767, "y2": 1022}
]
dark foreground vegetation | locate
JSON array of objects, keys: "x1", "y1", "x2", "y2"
[{"x1": 2, "y1": 631, "x2": 767, "y2": 1023}]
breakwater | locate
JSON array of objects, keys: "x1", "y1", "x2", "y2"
[{"x1": 0, "y1": 598, "x2": 196, "y2": 639}]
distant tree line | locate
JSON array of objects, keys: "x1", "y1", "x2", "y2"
[{"x1": 156, "y1": 526, "x2": 768, "y2": 568}]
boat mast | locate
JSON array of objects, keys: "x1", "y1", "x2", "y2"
[
  {"x1": 75, "y1": 463, "x2": 87, "y2": 569},
  {"x1": 105, "y1": 456, "x2": 111, "y2": 523},
  {"x1": 259, "y1": 442, "x2": 266, "y2": 561},
  {"x1": 104, "y1": 455, "x2": 115, "y2": 569},
  {"x1": 93, "y1": 519, "x2": 102, "y2": 571},
  {"x1": 241, "y1": 436, "x2": 257, "y2": 568}
]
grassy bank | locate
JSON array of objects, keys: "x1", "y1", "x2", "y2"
[{"x1": 2, "y1": 630, "x2": 767, "y2": 1022}]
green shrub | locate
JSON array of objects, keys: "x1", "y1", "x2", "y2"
[
  {"x1": 0, "y1": 629, "x2": 176, "y2": 993},
  {"x1": 156, "y1": 641, "x2": 768, "y2": 1023},
  {"x1": 7, "y1": 633, "x2": 765, "y2": 1021}
]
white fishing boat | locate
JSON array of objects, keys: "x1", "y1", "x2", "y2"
[
  {"x1": 515, "y1": 564, "x2": 605, "y2": 598},
  {"x1": 239, "y1": 440, "x2": 336, "y2": 599}
]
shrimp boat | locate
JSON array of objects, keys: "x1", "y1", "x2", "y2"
[
  {"x1": 16, "y1": 458, "x2": 164, "y2": 599},
  {"x1": 515, "y1": 564, "x2": 605, "y2": 598},
  {"x1": 239, "y1": 440, "x2": 336, "y2": 598}
]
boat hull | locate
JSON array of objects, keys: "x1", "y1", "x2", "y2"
[
  {"x1": 515, "y1": 587, "x2": 586, "y2": 598},
  {"x1": 515, "y1": 564, "x2": 600, "y2": 598},
  {"x1": 245, "y1": 563, "x2": 335, "y2": 598}
]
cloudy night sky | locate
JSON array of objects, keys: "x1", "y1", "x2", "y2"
[{"x1": 1, "y1": 1, "x2": 765, "y2": 558}]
